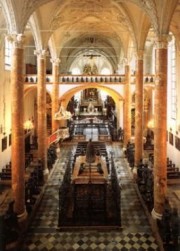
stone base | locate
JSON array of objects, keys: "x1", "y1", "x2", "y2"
[
  {"x1": 43, "y1": 168, "x2": 49, "y2": 182},
  {"x1": 151, "y1": 208, "x2": 162, "y2": 220}
]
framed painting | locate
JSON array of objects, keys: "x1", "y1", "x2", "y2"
[
  {"x1": 2, "y1": 136, "x2": 7, "y2": 151},
  {"x1": 175, "y1": 136, "x2": 180, "y2": 151},
  {"x1": 9, "y1": 134, "x2": 11, "y2": 146},
  {"x1": 169, "y1": 132, "x2": 174, "y2": 145}
]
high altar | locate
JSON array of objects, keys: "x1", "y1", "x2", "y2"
[{"x1": 76, "y1": 88, "x2": 105, "y2": 116}]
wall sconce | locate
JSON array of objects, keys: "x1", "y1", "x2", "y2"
[
  {"x1": 147, "y1": 119, "x2": 154, "y2": 129},
  {"x1": 0, "y1": 124, "x2": 6, "y2": 135},
  {"x1": 24, "y1": 119, "x2": 34, "y2": 131}
]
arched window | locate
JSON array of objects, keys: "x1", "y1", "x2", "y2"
[
  {"x1": 100, "y1": 68, "x2": 111, "y2": 75},
  {"x1": 4, "y1": 37, "x2": 12, "y2": 69},
  {"x1": 71, "y1": 67, "x2": 81, "y2": 75}
]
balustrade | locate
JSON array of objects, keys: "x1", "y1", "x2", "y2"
[{"x1": 24, "y1": 74, "x2": 155, "y2": 84}]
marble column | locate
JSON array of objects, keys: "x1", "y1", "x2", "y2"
[
  {"x1": 135, "y1": 51, "x2": 144, "y2": 166},
  {"x1": 151, "y1": 36, "x2": 168, "y2": 220},
  {"x1": 144, "y1": 97, "x2": 149, "y2": 129},
  {"x1": 51, "y1": 58, "x2": 60, "y2": 133},
  {"x1": 124, "y1": 64, "x2": 131, "y2": 146},
  {"x1": 10, "y1": 34, "x2": 27, "y2": 221},
  {"x1": 35, "y1": 49, "x2": 49, "y2": 180}
]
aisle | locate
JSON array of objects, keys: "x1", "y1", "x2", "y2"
[
  {"x1": 84, "y1": 127, "x2": 99, "y2": 141},
  {"x1": 20, "y1": 143, "x2": 160, "y2": 251}
]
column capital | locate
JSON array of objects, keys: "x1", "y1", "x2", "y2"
[
  {"x1": 154, "y1": 75, "x2": 162, "y2": 86},
  {"x1": 34, "y1": 49, "x2": 48, "y2": 59},
  {"x1": 50, "y1": 58, "x2": 61, "y2": 66},
  {"x1": 123, "y1": 57, "x2": 129, "y2": 65},
  {"x1": 136, "y1": 50, "x2": 144, "y2": 60},
  {"x1": 154, "y1": 34, "x2": 172, "y2": 49},
  {"x1": 6, "y1": 33, "x2": 25, "y2": 49}
]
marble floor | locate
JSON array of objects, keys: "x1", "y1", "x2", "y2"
[{"x1": 20, "y1": 142, "x2": 161, "y2": 251}]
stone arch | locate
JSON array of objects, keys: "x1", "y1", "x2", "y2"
[
  {"x1": 58, "y1": 84, "x2": 124, "y2": 108},
  {"x1": 24, "y1": 85, "x2": 53, "y2": 137},
  {"x1": 57, "y1": 84, "x2": 125, "y2": 129}
]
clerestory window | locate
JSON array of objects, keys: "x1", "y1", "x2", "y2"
[{"x1": 4, "y1": 37, "x2": 12, "y2": 69}]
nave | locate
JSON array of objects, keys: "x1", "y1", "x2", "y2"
[{"x1": 20, "y1": 143, "x2": 160, "y2": 251}]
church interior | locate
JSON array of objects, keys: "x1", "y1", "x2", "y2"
[{"x1": 0, "y1": 0, "x2": 180, "y2": 251}]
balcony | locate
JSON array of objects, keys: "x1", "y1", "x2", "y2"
[
  {"x1": 24, "y1": 74, "x2": 155, "y2": 85},
  {"x1": 59, "y1": 75, "x2": 125, "y2": 84}
]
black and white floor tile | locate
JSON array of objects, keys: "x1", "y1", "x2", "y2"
[{"x1": 20, "y1": 143, "x2": 160, "y2": 251}]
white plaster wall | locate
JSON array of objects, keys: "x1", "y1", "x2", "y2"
[
  {"x1": 57, "y1": 84, "x2": 129, "y2": 100},
  {"x1": 176, "y1": 51, "x2": 180, "y2": 132},
  {"x1": 24, "y1": 46, "x2": 36, "y2": 65},
  {"x1": 167, "y1": 142, "x2": 180, "y2": 168},
  {"x1": 0, "y1": 47, "x2": 12, "y2": 169},
  {"x1": 166, "y1": 47, "x2": 180, "y2": 168},
  {"x1": 24, "y1": 90, "x2": 37, "y2": 122}
]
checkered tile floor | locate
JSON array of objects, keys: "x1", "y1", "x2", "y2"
[{"x1": 20, "y1": 143, "x2": 160, "y2": 251}]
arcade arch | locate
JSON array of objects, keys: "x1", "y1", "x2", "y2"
[{"x1": 58, "y1": 85, "x2": 124, "y2": 129}]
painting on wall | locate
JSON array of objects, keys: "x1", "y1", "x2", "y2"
[
  {"x1": 9, "y1": 134, "x2": 11, "y2": 146},
  {"x1": 169, "y1": 132, "x2": 174, "y2": 145},
  {"x1": 2, "y1": 136, "x2": 7, "y2": 152},
  {"x1": 175, "y1": 136, "x2": 180, "y2": 151}
]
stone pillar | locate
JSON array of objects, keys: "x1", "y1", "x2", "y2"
[
  {"x1": 144, "y1": 96, "x2": 149, "y2": 129},
  {"x1": 124, "y1": 64, "x2": 131, "y2": 146},
  {"x1": 10, "y1": 34, "x2": 27, "y2": 220},
  {"x1": 35, "y1": 49, "x2": 49, "y2": 180},
  {"x1": 151, "y1": 35, "x2": 169, "y2": 220},
  {"x1": 135, "y1": 50, "x2": 144, "y2": 166},
  {"x1": 51, "y1": 58, "x2": 60, "y2": 133}
]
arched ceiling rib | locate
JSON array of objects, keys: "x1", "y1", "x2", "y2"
[{"x1": 0, "y1": 0, "x2": 179, "y2": 72}]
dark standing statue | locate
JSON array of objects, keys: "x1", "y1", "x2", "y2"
[{"x1": 86, "y1": 139, "x2": 96, "y2": 163}]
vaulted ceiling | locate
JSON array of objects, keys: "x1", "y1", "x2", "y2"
[{"x1": 0, "y1": 0, "x2": 179, "y2": 72}]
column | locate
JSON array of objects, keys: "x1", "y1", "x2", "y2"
[
  {"x1": 51, "y1": 58, "x2": 60, "y2": 133},
  {"x1": 134, "y1": 50, "x2": 144, "y2": 166},
  {"x1": 10, "y1": 34, "x2": 27, "y2": 220},
  {"x1": 119, "y1": 100, "x2": 124, "y2": 129},
  {"x1": 151, "y1": 35, "x2": 169, "y2": 220},
  {"x1": 144, "y1": 96, "x2": 149, "y2": 129},
  {"x1": 124, "y1": 63, "x2": 131, "y2": 146},
  {"x1": 116, "y1": 101, "x2": 121, "y2": 129},
  {"x1": 35, "y1": 49, "x2": 49, "y2": 180}
]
